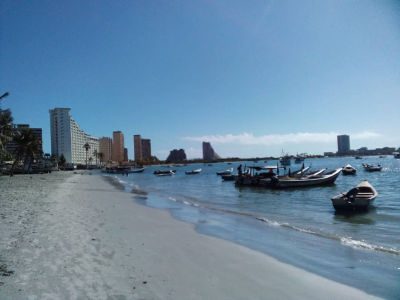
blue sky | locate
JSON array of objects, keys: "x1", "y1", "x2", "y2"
[{"x1": 1, "y1": 0, "x2": 399, "y2": 159}]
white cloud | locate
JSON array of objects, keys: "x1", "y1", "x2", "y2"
[{"x1": 183, "y1": 131, "x2": 381, "y2": 146}]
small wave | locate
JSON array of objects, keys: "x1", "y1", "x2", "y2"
[
  {"x1": 252, "y1": 217, "x2": 400, "y2": 256},
  {"x1": 340, "y1": 237, "x2": 400, "y2": 255},
  {"x1": 256, "y1": 217, "x2": 281, "y2": 227},
  {"x1": 160, "y1": 191, "x2": 400, "y2": 257}
]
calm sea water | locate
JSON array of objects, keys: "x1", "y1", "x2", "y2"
[{"x1": 108, "y1": 156, "x2": 400, "y2": 299}]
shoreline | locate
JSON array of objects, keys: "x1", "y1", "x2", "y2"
[{"x1": 1, "y1": 172, "x2": 381, "y2": 299}]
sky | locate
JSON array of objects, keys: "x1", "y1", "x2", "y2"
[{"x1": 1, "y1": 0, "x2": 399, "y2": 159}]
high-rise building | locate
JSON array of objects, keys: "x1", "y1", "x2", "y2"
[
  {"x1": 112, "y1": 131, "x2": 125, "y2": 162},
  {"x1": 133, "y1": 135, "x2": 142, "y2": 162},
  {"x1": 99, "y1": 137, "x2": 112, "y2": 163},
  {"x1": 124, "y1": 148, "x2": 128, "y2": 161},
  {"x1": 202, "y1": 141, "x2": 220, "y2": 161},
  {"x1": 5, "y1": 124, "x2": 43, "y2": 158},
  {"x1": 337, "y1": 135, "x2": 350, "y2": 154},
  {"x1": 49, "y1": 108, "x2": 99, "y2": 164},
  {"x1": 141, "y1": 139, "x2": 151, "y2": 161}
]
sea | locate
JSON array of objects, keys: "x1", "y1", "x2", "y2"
[{"x1": 106, "y1": 156, "x2": 400, "y2": 299}]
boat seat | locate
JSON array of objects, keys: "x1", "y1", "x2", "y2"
[{"x1": 356, "y1": 193, "x2": 373, "y2": 198}]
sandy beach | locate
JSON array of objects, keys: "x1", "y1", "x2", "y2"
[{"x1": 0, "y1": 172, "x2": 381, "y2": 299}]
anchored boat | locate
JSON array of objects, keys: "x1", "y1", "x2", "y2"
[
  {"x1": 185, "y1": 168, "x2": 202, "y2": 175},
  {"x1": 342, "y1": 164, "x2": 356, "y2": 175},
  {"x1": 331, "y1": 180, "x2": 378, "y2": 211}
]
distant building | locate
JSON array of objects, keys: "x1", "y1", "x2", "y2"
[
  {"x1": 5, "y1": 124, "x2": 43, "y2": 158},
  {"x1": 202, "y1": 141, "x2": 220, "y2": 161},
  {"x1": 166, "y1": 149, "x2": 186, "y2": 163},
  {"x1": 337, "y1": 135, "x2": 350, "y2": 154},
  {"x1": 133, "y1": 135, "x2": 152, "y2": 162},
  {"x1": 133, "y1": 135, "x2": 142, "y2": 162},
  {"x1": 124, "y1": 148, "x2": 128, "y2": 161},
  {"x1": 99, "y1": 137, "x2": 112, "y2": 163},
  {"x1": 49, "y1": 108, "x2": 99, "y2": 164},
  {"x1": 112, "y1": 131, "x2": 125, "y2": 163},
  {"x1": 141, "y1": 139, "x2": 152, "y2": 161}
]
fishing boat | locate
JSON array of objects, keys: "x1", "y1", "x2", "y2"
[
  {"x1": 362, "y1": 163, "x2": 382, "y2": 172},
  {"x1": 216, "y1": 167, "x2": 233, "y2": 176},
  {"x1": 279, "y1": 155, "x2": 291, "y2": 166},
  {"x1": 129, "y1": 167, "x2": 145, "y2": 173},
  {"x1": 185, "y1": 168, "x2": 202, "y2": 175},
  {"x1": 221, "y1": 174, "x2": 236, "y2": 181},
  {"x1": 236, "y1": 168, "x2": 342, "y2": 189},
  {"x1": 294, "y1": 155, "x2": 305, "y2": 164},
  {"x1": 154, "y1": 170, "x2": 176, "y2": 176},
  {"x1": 394, "y1": 152, "x2": 400, "y2": 159},
  {"x1": 303, "y1": 168, "x2": 326, "y2": 178},
  {"x1": 342, "y1": 164, "x2": 356, "y2": 175},
  {"x1": 331, "y1": 180, "x2": 378, "y2": 211}
]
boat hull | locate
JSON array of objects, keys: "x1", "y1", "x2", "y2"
[
  {"x1": 342, "y1": 169, "x2": 356, "y2": 175},
  {"x1": 331, "y1": 196, "x2": 376, "y2": 211},
  {"x1": 236, "y1": 169, "x2": 342, "y2": 189}
]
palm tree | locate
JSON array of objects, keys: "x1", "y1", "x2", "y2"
[
  {"x1": 98, "y1": 152, "x2": 104, "y2": 166},
  {"x1": 93, "y1": 149, "x2": 98, "y2": 166},
  {"x1": 10, "y1": 128, "x2": 41, "y2": 175},
  {"x1": 0, "y1": 108, "x2": 13, "y2": 160},
  {"x1": 58, "y1": 154, "x2": 66, "y2": 169},
  {"x1": 83, "y1": 142, "x2": 90, "y2": 169}
]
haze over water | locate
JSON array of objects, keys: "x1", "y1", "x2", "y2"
[{"x1": 111, "y1": 156, "x2": 400, "y2": 299}]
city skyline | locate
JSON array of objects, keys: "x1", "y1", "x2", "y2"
[{"x1": 1, "y1": 1, "x2": 399, "y2": 159}]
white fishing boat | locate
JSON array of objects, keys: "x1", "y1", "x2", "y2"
[
  {"x1": 362, "y1": 163, "x2": 382, "y2": 172},
  {"x1": 342, "y1": 164, "x2": 356, "y2": 175},
  {"x1": 154, "y1": 170, "x2": 176, "y2": 176},
  {"x1": 236, "y1": 168, "x2": 342, "y2": 189},
  {"x1": 216, "y1": 167, "x2": 233, "y2": 176},
  {"x1": 185, "y1": 168, "x2": 202, "y2": 175},
  {"x1": 331, "y1": 180, "x2": 378, "y2": 211}
]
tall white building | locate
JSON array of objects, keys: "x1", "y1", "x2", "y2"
[{"x1": 49, "y1": 108, "x2": 99, "y2": 164}]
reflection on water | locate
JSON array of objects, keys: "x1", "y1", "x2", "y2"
[{"x1": 334, "y1": 208, "x2": 377, "y2": 225}]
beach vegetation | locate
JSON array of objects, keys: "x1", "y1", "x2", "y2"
[
  {"x1": 83, "y1": 142, "x2": 90, "y2": 168},
  {"x1": 58, "y1": 154, "x2": 66, "y2": 168},
  {"x1": 10, "y1": 128, "x2": 42, "y2": 175},
  {"x1": 93, "y1": 149, "x2": 98, "y2": 166},
  {"x1": 0, "y1": 108, "x2": 14, "y2": 161},
  {"x1": 97, "y1": 152, "x2": 104, "y2": 165}
]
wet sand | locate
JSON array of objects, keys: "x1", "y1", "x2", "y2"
[{"x1": 0, "y1": 172, "x2": 381, "y2": 299}]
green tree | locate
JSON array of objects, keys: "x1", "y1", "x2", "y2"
[
  {"x1": 10, "y1": 128, "x2": 41, "y2": 175},
  {"x1": 0, "y1": 108, "x2": 13, "y2": 161},
  {"x1": 59, "y1": 154, "x2": 66, "y2": 168},
  {"x1": 93, "y1": 149, "x2": 98, "y2": 166},
  {"x1": 83, "y1": 142, "x2": 90, "y2": 169},
  {"x1": 97, "y1": 152, "x2": 104, "y2": 165}
]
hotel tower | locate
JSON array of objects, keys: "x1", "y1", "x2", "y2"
[
  {"x1": 49, "y1": 108, "x2": 99, "y2": 164},
  {"x1": 112, "y1": 131, "x2": 125, "y2": 163}
]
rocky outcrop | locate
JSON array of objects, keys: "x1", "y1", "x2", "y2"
[{"x1": 166, "y1": 149, "x2": 187, "y2": 163}]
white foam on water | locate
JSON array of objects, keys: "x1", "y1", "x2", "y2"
[
  {"x1": 256, "y1": 217, "x2": 281, "y2": 227},
  {"x1": 340, "y1": 237, "x2": 400, "y2": 255}
]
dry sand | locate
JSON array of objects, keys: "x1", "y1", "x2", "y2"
[{"x1": 0, "y1": 172, "x2": 381, "y2": 299}]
